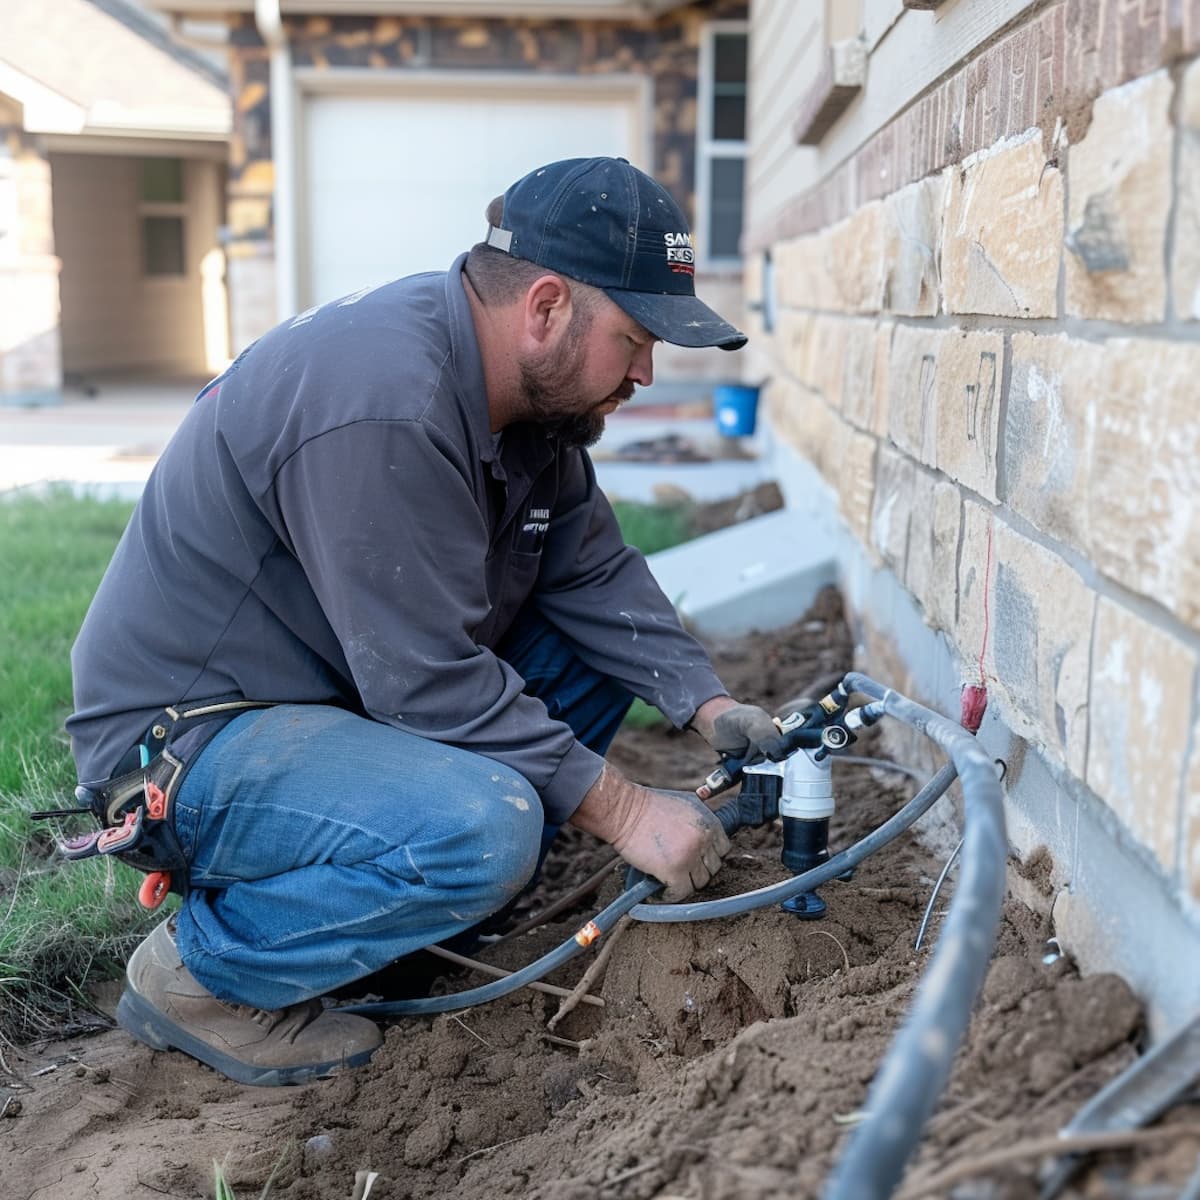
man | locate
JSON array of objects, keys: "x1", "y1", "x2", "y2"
[{"x1": 67, "y1": 156, "x2": 784, "y2": 1086}]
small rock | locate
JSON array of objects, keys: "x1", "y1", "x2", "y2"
[{"x1": 303, "y1": 1134, "x2": 335, "y2": 1167}]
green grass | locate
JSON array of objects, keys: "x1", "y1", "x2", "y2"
[
  {"x1": 0, "y1": 490, "x2": 135, "y2": 803},
  {"x1": 0, "y1": 489, "x2": 159, "y2": 1039},
  {"x1": 611, "y1": 497, "x2": 695, "y2": 557},
  {"x1": 612, "y1": 498, "x2": 698, "y2": 729}
]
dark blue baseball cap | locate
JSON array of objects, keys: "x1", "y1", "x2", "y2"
[{"x1": 484, "y1": 157, "x2": 747, "y2": 351}]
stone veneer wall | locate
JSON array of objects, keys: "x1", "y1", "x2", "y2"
[
  {"x1": 222, "y1": 3, "x2": 746, "y2": 351},
  {"x1": 0, "y1": 113, "x2": 62, "y2": 403},
  {"x1": 745, "y1": 4, "x2": 1200, "y2": 936}
]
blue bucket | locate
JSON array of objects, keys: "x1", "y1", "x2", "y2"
[{"x1": 714, "y1": 384, "x2": 760, "y2": 436}]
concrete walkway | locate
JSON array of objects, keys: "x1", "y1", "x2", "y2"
[
  {"x1": 0, "y1": 375, "x2": 769, "y2": 503},
  {"x1": 0, "y1": 377, "x2": 198, "y2": 497}
]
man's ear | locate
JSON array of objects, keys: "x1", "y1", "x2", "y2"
[{"x1": 521, "y1": 274, "x2": 573, "y2": 347}]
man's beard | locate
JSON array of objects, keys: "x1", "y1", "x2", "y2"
[{"x1": 518, "y1": 318, "x2": 630, "y2": 449}]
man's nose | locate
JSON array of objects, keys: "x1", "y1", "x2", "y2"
[{"x1": 628, "y1": 342, "x2": 655, "y2": 387}]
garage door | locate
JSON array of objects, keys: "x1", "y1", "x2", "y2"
[{"x1": 303, "y1": 87, "x2": 640, "y2": 306}]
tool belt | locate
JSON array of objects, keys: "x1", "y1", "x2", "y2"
[{"x1": 33, "y1": 698, "x2": 274, "y2": 909}]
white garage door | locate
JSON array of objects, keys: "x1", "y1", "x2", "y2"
[{"x1": 303, "y1": 87, "x2": 640, "y2": 306}]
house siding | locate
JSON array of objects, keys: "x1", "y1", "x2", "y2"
[
  {"x1": 51, "y1": 153, "x2": 224, "y2": 378},
  {"x1": 745, "y1": 0, "x2": 1200, "y2": 1032}
]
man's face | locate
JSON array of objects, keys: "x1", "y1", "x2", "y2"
[{"x1": 519, "y1": 294, "x2": 657, "y2": 448}]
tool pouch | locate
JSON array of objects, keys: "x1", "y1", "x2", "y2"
[{"x1": 35, "y1": 698, "x2": 273, "y2": 904}]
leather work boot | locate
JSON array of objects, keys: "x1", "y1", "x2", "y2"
[{"x1": 116, "y1": 919, "x2": 383, "y2": 1086}]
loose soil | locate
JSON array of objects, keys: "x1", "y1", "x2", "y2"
[{"x1": 3, "y1": 589, "x2": 1198, "y2": 1200}]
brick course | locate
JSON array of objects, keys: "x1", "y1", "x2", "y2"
[{"x1": 749, "y1": 0, "x2": 1200, "y2": 252}]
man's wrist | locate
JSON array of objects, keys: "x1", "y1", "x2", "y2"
[
  {"x1": 688, "y1": 694, "x2": 738, "y2": 745},
  {"x1": 568, "y1": 763, "x2": 644, "y2": 847}
]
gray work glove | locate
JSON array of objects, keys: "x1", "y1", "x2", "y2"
[{"x1": 710, "y1": 702, "x2": 789, "y2": 763}]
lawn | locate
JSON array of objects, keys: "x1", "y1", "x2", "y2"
[
  {"x1": 0, "y1": 490, "x2": 160, "y2": 1041},
  {"x1": 0, "y1": 489, "x2": 699, "y2": 1040}
]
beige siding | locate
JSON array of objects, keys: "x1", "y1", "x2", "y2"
[
  {"x1": 50, "y1": 153, "x2": 224, "y2": 376},
  {"x1": 746, "y1": 0, "x2": 822, "y2": 233}
]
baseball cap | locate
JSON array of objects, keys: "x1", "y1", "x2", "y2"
[{"x1": 484, "y1": 157, "x2": 747, "y2": 351}]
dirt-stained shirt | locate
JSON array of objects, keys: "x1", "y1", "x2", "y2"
[{"x1": 67, "y1": 256, "x2": 727, "y2": 822}]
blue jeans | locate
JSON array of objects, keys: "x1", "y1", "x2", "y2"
[{"x1": 171, "y1": 608, "x2": 633, "y2": 1009}]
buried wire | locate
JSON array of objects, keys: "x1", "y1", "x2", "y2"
[{"x1": 914, "y1": 836, "x2": 964, "y2": 953}]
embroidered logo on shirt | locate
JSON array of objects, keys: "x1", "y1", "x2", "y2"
[{"x1": 515, "y1": 506, "x2": 550, "y2": 555}]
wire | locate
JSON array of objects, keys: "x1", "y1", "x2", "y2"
[
  {"x1": 914, "y1": 836, "x2": 963, "y2": 952},
  {"x1": 339, "y1": 877, "x2": 658, "y2": 1017}
]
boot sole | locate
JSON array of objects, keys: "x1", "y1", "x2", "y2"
[{"x1": 116, "y1": 989, "x2": 377, "y2": 1087}]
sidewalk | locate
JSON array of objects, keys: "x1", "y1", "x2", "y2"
[
  {"x1": 0, "y1": 376, "x2": 198, "y2": 498},
  {"x1": 0, "y1": 376, "x2": 769, "y2": 503}
]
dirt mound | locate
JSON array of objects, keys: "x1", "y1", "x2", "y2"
[{"x1": 2, "y1": 590, "x2": 1196, "y2": 1200}]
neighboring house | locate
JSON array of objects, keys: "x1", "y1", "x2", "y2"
[
  {"x1": 744, "y1": 0, "x2": 1200, "y2": 1036},
  {"x1": 143, "y1": 0, "x2": 749, "y2": 380},
  {"x1": 0, "y1": 0, "x2": 231, "y2": 404}
]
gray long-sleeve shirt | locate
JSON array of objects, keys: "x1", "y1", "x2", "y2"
[{"x1": 68, "y1": 257, "x2": 726, "y2": 822}]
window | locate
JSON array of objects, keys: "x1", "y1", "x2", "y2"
[
  {"x1": 698, "y1": 24, "x2": 748, "y2": 266},
  {"x1": 139, "y1": 157, "x2": 186, "y2": 277}
]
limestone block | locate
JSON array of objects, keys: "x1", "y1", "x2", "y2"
[
  {"x1": 958, "y1": 508, "x2": 1094, "y2": 774},
  {"x1": 775, "y1": 234, "x2": 825, "y2": 310},
  {"x1": 1087, "y1": 599, "x2": 1196, "y2": 873},
  {"x1": 870, "y1": 445, "x2": 915, "y2": 575},
  {"x1": 767, "y1": 379, "x2": 836, "y2": 477},
  {"x1": 957, "y1": 501, "x2": 992, "y2": 668},
  {"x1": 810, "y1": 317, "x2": 850, "y2": 411},
  {"x1": 932, "y1": 328, "x2": 1003, "y2": 501},
  {"x1": 1090, "y1": 339, "x2": 1200, "y2": 630},
  {"x1": 882, "y1": 173, "x2": 946, "y2": 317},
  {"x1": 1066, "y1": 71, "x2": 1172, "y2": 324},
  {"x1": 776, "y1": 309, "x2": 812, "y2": 386},
  {"x1": 905, "y1": 474, "x2": 960, "y2": 634},
  {"x1": 1004, "y1": 333, "x2": 1097, "y2": 552},
  {"x1": 991, "y1": 522, "x2": 1094, "y2": 775},
  {"x1": 943, "y1": 133, "x2": 1062, "y2": 319},
  {"x1": 835, "y1": 422, "x2": 877, "y2": 544},
  {"x1": 826, "y1": 202, "x2": 886, "y2": 314},
  {"x1": 887, "y1": 324, "x2": 941, "y2": 467},
  {"x1": 842, "y1": 319, "x2": 888, "y2": 434}
]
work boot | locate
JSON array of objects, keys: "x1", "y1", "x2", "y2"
[{"x1": 116, "y1": 919, "x2": 382, "y2": 1086}]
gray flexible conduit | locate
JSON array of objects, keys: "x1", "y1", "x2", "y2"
[
  {"x1": 628, "y1": 761, "x2": 959, "y2": 923},
  {"x1": 341, "y1": 876, "x2": 658, "y2": 1017},
  {"x1": 823, "y1": 672, "x2": 1007, "y2": 1200}
]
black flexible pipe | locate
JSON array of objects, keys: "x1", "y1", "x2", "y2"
[
  {"x1": 341, "y1": 876, "x2": 658, "y2": 1016},
  {"x1": 629, "y1": 761, "x2": 959, "y2": 923},
  {"x1": 823, "y1": 673, "x2": 1007, "y2": 1200}
]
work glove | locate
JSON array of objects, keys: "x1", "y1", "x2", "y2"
[
  {"x1": 609, "y1": 787, "x2": 731, "y2": 902},
  {"x1": 709, "y1": 702, "x2": 789, "y2": 764}
]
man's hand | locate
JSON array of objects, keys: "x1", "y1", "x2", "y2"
[
  {"x1": 694, "y1": 698, "x2": 788, "y2": 763},
  {"x1": 569, "y1": 765, "x2": 730, "y2": 901}
]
